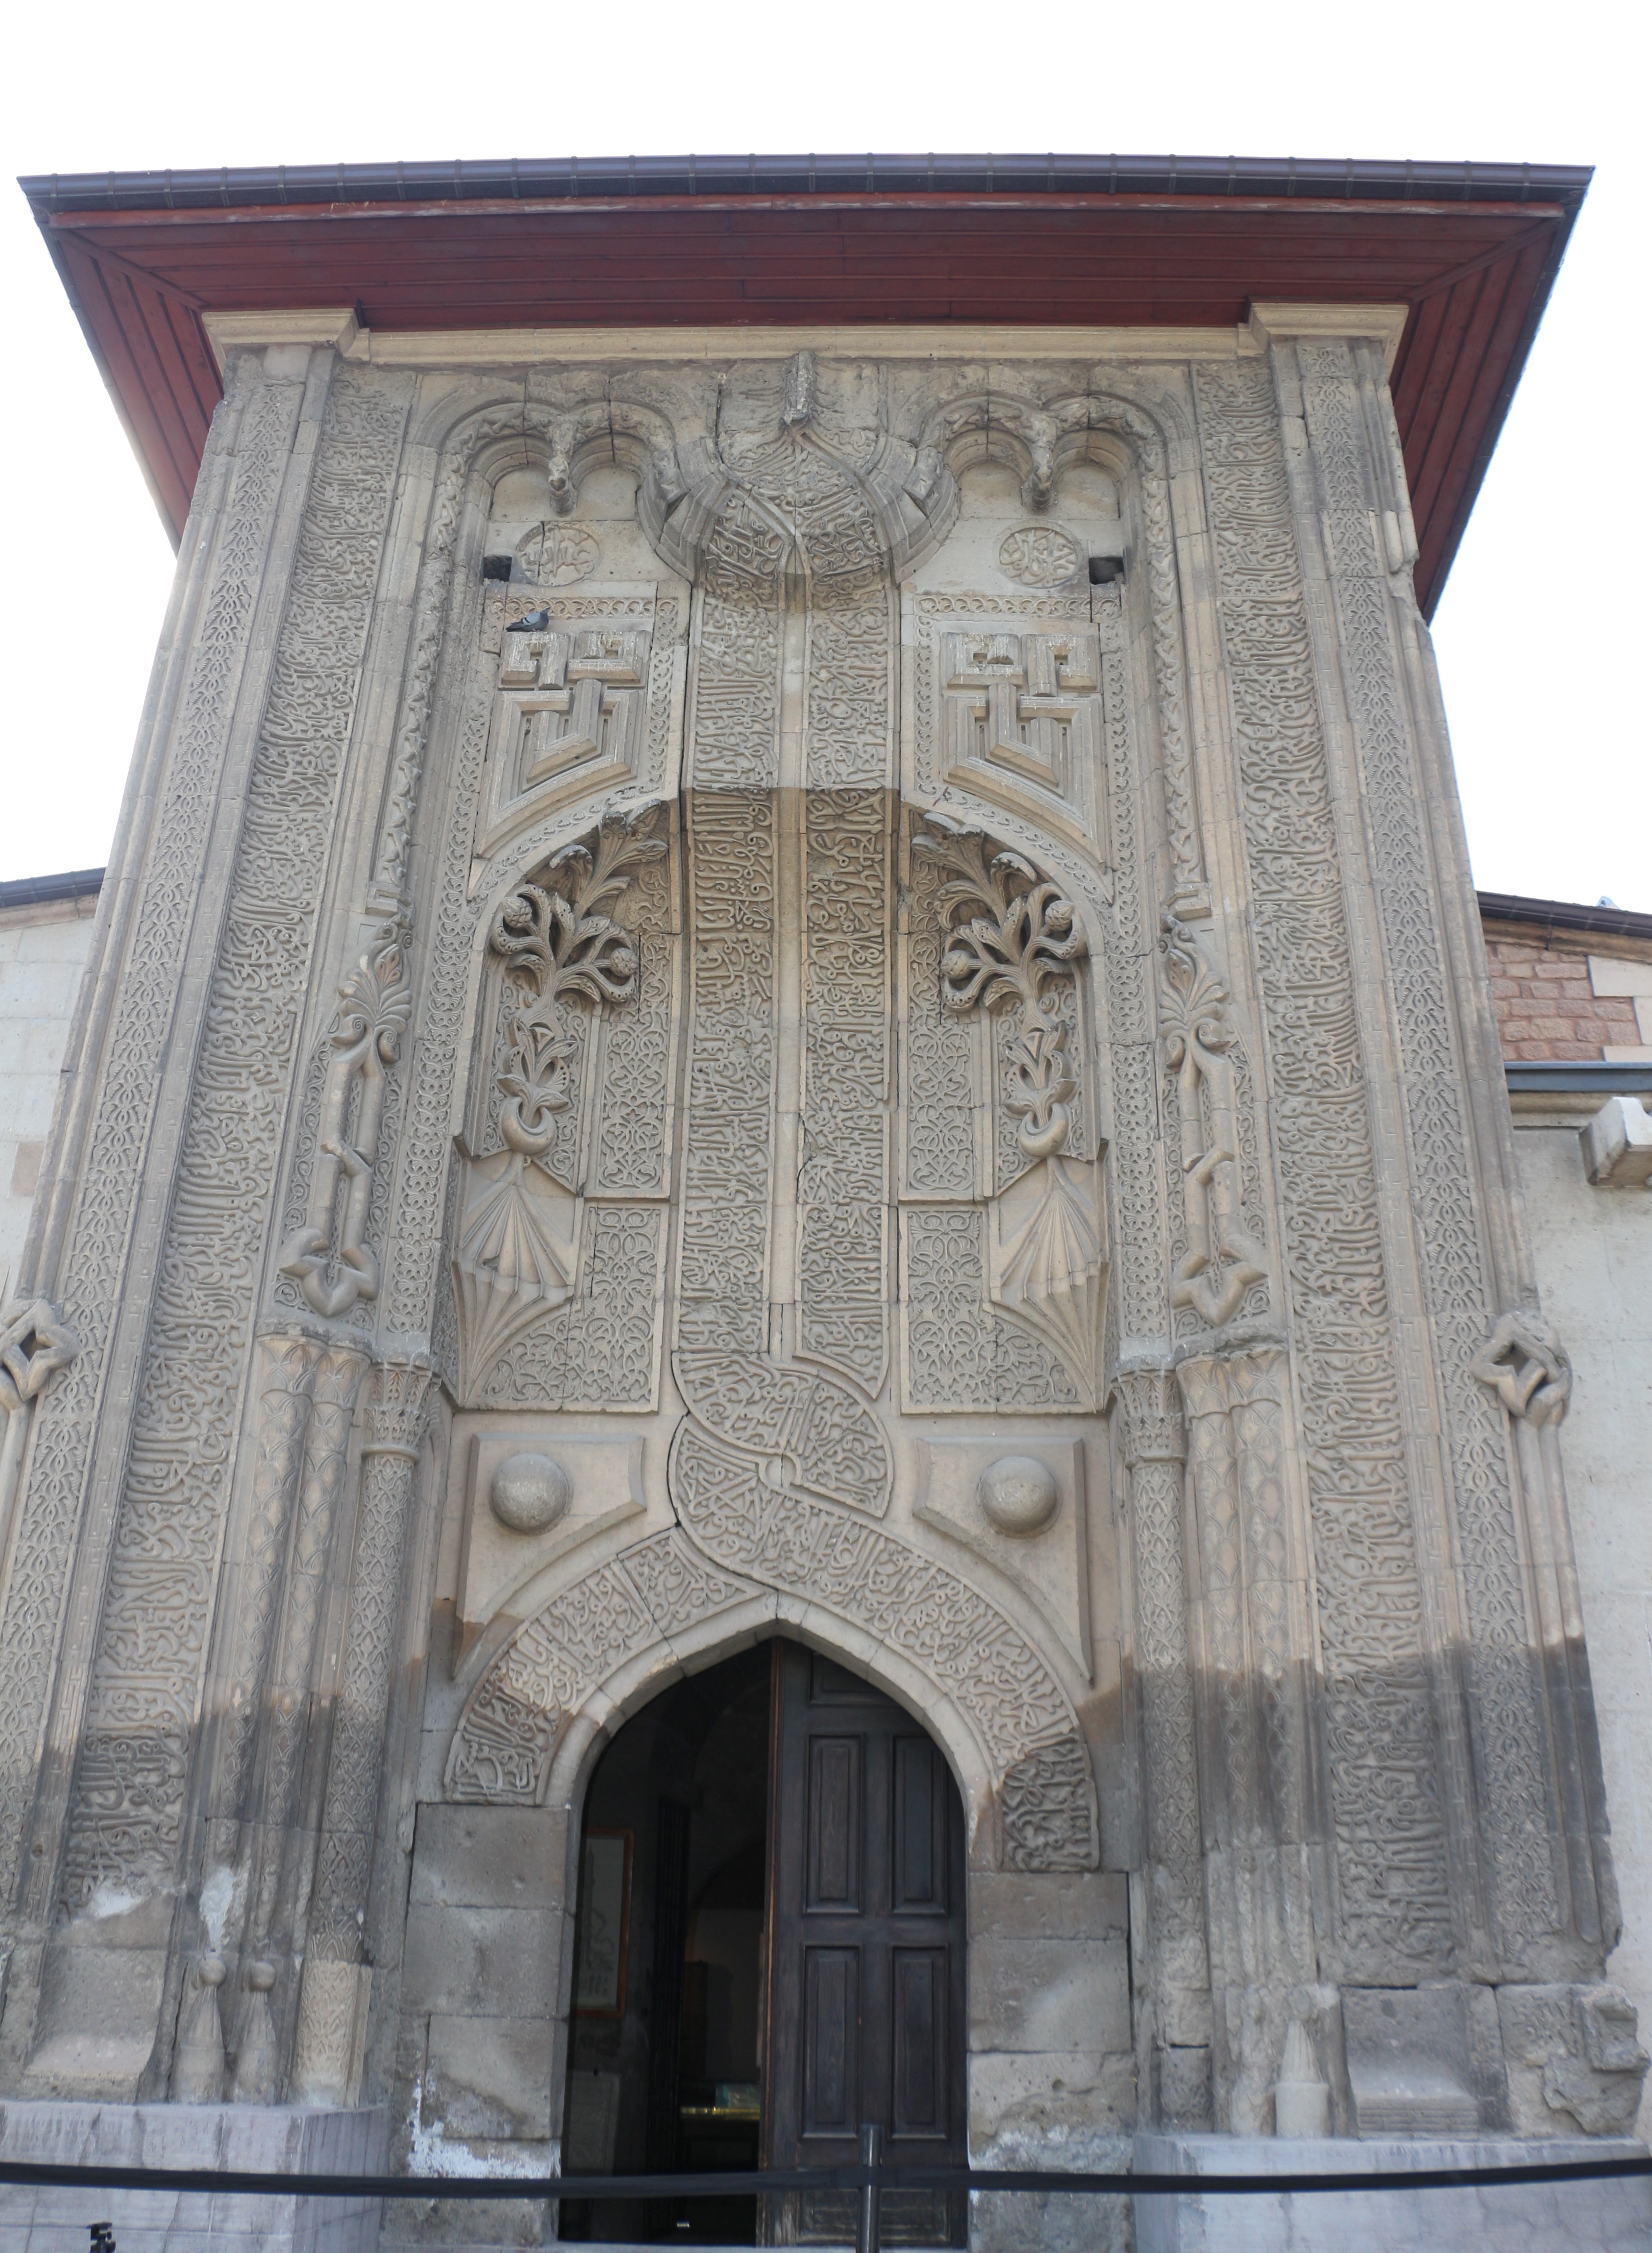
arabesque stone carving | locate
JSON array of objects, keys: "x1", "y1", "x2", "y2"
[
  {"x1": 452, "y1": 802, "x2": 665, "y2": 1402},
  {"x1": 913, "y1": 813, "x2": 1105, "y2": 1391},
  {"x1": 279, "y1": 926, "x2": 412, "y2": 1318},
  {"x1": 1158, "y1": 909, "x2": 1268, "y2": 1329},
  {"x1": 1, "y1": 325, "x2": 1638, "y2": 2208}
]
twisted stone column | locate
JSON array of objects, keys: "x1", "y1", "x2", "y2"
[
  {"x1": 292, "y1": 1358, "x2": 433, "y2": 2103},
  {"x1": 1114, "y1": 1364, "x2": 1211, "y2": 2125}
]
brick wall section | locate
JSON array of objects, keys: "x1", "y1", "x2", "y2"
[{"x1": 1485, "y1": 931, "x2": 1643, "y2": 1060}]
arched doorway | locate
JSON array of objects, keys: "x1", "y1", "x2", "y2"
[{"x1": 560, "y1": 1638, "x2": 967, "y2": 2245}]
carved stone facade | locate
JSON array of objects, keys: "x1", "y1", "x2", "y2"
[{"x1": 0, "y1": 319, "x2": 1640, "y2": 2242}]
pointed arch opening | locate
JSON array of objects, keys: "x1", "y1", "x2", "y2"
[{"x1": 559, "y1": 1634, "x2": 966, "y2": 2248}]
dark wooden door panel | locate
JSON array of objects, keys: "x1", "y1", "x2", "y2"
[
  {"x1": 764, "y1": 1641, "x2": 966, "y2": 2247},
  {"x1": 890, "y1": 1948, "x2": 947, "y2": 2138},
  {"x1": 892, "y1": 1736, "x2": 948, "y2": 1914},
  {"x1": 806, "y1": 1738, "x2": 862, "y2": 1913},
  {"x1": 801, "y1": 1947, "x2": 859, "y2": 2136}
]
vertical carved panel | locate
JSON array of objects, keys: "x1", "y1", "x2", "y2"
[
  {"x1": 0, "y1": 378, "x2": 304, "y2": 1899},
  {"x1": 1295, "y1": 339, "x2": 1563, "y2": 1962},
  {"x1": 593, "y1": 845, "x2": 676, "y2": 1198},
  {"x1": 1194, "y1": 359, "x2": 1454, "y2": 1979},
  {"x1": 800, "y1": 786, "x2": 892, "y2": 1395},
  {"x1": 62, "y1": 374, "x2": 409, "y2": 1911},
  {"x1": 903, "y1": 853, "x2": 976, "y2": 1200}
]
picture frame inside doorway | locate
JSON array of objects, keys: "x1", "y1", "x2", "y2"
[{"x1": 573, "y1": 1827, "x2": 633, "y2": 2017}]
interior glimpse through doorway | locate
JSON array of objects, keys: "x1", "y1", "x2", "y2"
[{"x1": 559, "y1": 1638, "x2": 967, "y2": 2247}]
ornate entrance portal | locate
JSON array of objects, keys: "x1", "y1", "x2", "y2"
[{"x1": 561, "y1": 1639, "x2": 966, "y2": 2246}]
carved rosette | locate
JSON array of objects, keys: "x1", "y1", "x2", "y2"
[{"x1": 0, "y1": 1298, "x2": 78, "y2": 1417}]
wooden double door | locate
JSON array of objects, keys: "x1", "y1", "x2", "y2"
[{"x1": 761, "y1": 1643, "x2": 967, "y2": 2246}]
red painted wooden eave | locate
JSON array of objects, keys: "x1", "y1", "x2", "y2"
[{"x1": 22, "y1": 174, "x2": 1587, "y2": 614}]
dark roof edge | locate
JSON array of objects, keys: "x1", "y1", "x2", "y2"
[
  {"x1": 1478, "y1": 890, "x2": 1652, "y2": 946},
  {"x1": 1505, "y1": 1061, "x2": 1652, "y2": 1094},
  {"x1": 1418, "y1": 189, "x2": 1587, "y2": 621},
  {"x1": 0, "y1": 867, "x2": 106, "y2": 910},
  {"x1": 19, "y1": 151, "x2": 1594, "y2": 218}
]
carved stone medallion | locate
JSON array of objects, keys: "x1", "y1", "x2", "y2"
[
  {"x1": 998, "y1": 524, "x2": 1083, "y2": 586},
  {"x1": 517, "y1": 522, "x2": 600, "y2": 585}
]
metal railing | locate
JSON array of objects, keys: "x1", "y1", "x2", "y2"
[{"x1": 3, "y1": 2130, "x2": 1647, "y2": 2253}]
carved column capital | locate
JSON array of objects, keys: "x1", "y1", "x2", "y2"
[
  {"x1": 1175, "y1": 1337, "x2": 1288, "y2": 1425},
  {"x1": 361, "y1": 1358, "x2": 436, "y2": 1459},
  {"x1": 1112, "y1": 1364, "x2": 1187, "y2": 1465},
  {"x1": 0, "y1": 1297, "x2": 78, "y2": 1417}
]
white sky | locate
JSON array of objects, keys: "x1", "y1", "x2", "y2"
[{"x1": 0, "y1": 0, "x2": 1644, "y2": 905}]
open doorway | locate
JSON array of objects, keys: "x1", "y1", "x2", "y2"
[{"x1": 560, "y1": 1638, "x2": 966, "y2": 2247}]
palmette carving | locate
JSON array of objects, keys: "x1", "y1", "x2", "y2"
[
  {"x1": 452, "y1": 803, "x2": 665, "y2": 1402},
  {"x1": 911, "y1": 814, "x2": 1104, "y2": 1393}
]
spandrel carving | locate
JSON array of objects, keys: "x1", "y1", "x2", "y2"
[{"x1": 482, "y1": 614, "x2": 656, "y2": 851}]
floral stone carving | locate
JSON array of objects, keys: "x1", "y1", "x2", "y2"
[
  {"x1": 452, "y1": 801, "x2": 665, "y2": 1401},
  {"x1": 279, "y1": 924, "x2": 412, "y2": 1318},
  {"x1": 912, "y1": 812, "x2": 1105, "y2": 1392},
  {"x1": 1158, "y1": 908, "x2": 1268, "y2": 1329}
]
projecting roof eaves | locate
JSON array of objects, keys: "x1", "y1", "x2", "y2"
[{"x1": 18, "y1": 151, "x2": 1591, "y2": 616}]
